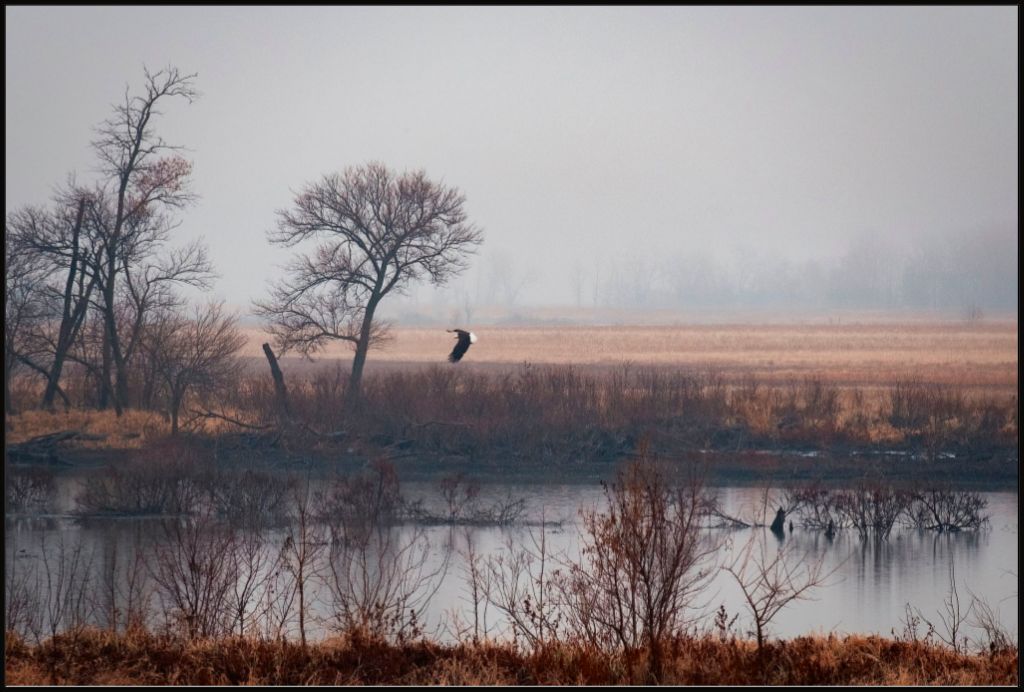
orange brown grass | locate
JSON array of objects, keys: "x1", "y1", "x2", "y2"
[
  {"x1": 242, "y1": 320, "x2": 1018, "y2": 392},
  {"x1": 4, "y1": 628, "x2": 1017, "y2": 686},
  {"x1": 4, "y1": 409, "x2": 169, "y2": 448}
]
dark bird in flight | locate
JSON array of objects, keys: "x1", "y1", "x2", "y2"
[{"x1": 447, "y1": 329, "x2": 477, "y2": 363}]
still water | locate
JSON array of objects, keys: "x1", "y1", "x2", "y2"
[{"x1": 5, "y1": 478, "x2": 1018, "y2": 645}]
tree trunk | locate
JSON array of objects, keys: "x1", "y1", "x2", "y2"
[
  {"x1": 100, "y1": 246, "x2": 126, "y2": 416},
  {"x1": 42, "y1": 355, "x2": 68, "y2": 411},
  {"x1": 4, "y1": 356, "x2": 13, "y2": 416},
  {"x1": 262, "y1": 343, "x2": 292, "y2": 421},
  {"x1": 346, "y1": 298, "x2": 380, "y2": 410},
  {"x1": 648, "y1": 637, "x2": 664, "y2": 684},
  {"x1": 99, "y1": 331, "x2": 113, "y2": 411},
  {"x1": 42, "y1": 199, "x2": 91, "y2": 411},
  {"x1": 170, "y1": 392, "x2": 181, "y2": 436}
]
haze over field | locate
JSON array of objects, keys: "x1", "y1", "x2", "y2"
[
  {"x1": 240, "y1": 322, "x2": 1018, "y2": 392},
  {"x1": 5, "y1": 6, "x2": 1018, "y2": 321}
]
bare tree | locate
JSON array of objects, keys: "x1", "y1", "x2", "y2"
[
  {"x1": 3, "y1": 217, "x2": 52, "y2": 412},
  {"x1": 120, "y1": 239, "x2": 215, "y2": 409},
  {"x1": 723, "y1": 531, "x2": 834, "y2": 653},
  {"x1": 570, "y1": 259, "x2": 586, "y2": 308},
  {"x1": 255, "y1": 161, "x2": 483, "y2": 406},
  {"x1": 487, "y1": 251, "x2": 535, "y2": 308},
  {"x1": 5, "y1": 183, "x2": 109, "y2": 411},
  {"x1": 88, "y1": 66, "x2": 200, "y2": 414},
  {"x1": 141, "y1": 302, "x2": 245, "y2": 435}
]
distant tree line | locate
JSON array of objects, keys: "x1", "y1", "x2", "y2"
[{"x1": 582, "y1": 232, "x2": 1017, "y2": 314}]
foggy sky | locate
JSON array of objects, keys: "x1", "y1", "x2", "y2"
[{"x1": 5, "y1": 6, "x2": 1018, "y2": 316}]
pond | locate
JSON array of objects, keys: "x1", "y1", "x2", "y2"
[{"x1": 5, "y1": 476, "x2": 1018, "y2": 646}]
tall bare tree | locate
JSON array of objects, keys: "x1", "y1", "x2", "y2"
[
  {"x1": 255, "y1": 161, "x2": 483, "y2": 406},
  {"x1": 4, "y1": 218, "x2": 51, "y2": 413},
  {"x1": 88, "y1": 66, "x2": 200, "y2": 415},
  {"x1": 6, "y1": 185, "x2": 100, "y2": 411}
]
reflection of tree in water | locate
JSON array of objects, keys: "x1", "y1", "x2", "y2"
[{"x1": 3, "y1": 484, "x2": 1016, "y2": 645}]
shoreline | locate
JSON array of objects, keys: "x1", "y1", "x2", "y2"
[{"x1": 7, "y1": 433, "x2": 1018, "y2": 490}]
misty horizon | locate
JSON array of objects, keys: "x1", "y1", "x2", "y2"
[{"x1": 6, "y1": 6, "x2": 1018, "y2": 321}]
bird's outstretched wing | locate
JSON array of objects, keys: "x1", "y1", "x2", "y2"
[
  {"x1": 448, "y1": 329, "x2": 471, "y2": 362},
  {"x1": 449, "y1": 336, "x2": 470, "y2": 362}
]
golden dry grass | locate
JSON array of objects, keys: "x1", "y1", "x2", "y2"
[
  {"x1": 4, "y1": 409, "x2": 169, "y2": 447},
  {"x1": 242, "y1": 320, "x2": 1018, "y2": 392}
]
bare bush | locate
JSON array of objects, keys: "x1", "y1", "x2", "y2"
[
  {"x1": 910, "y1": 562, "x2": 974, "y2": 654},
  {"x1": 474, "y1": 491, "x2": 527, "y2": 526},
  {"x1": 484, "y1": 515, "x2": 562, "y2": 649},
  {"x1": 37, "y1": 533, "x2": 96, "y2": 642},
  {"x1": 93, "y1": 532, "x2": 153, "y2": 634},
  {"x1": 968, "y1": 590, "x2": 1015, "y2": 654},
  {"x1": 7, "y1": 468, "x2": 56, "y2": 513},
  {"x1": 321, "y1": 479, "x2": 447, "y2": 643},
  {"x1": 787, "y1": 482, "x2": 845, "y2": 531},
  {"x1": 277, "y1": 480, "x2": 326, "y2": 647},
  {"x1": 556, "y1": 450, "x2": 720, "y2": 682},
  {"x1": 209, "y1": 469, "x2": 295, "y2": 528},
  {"x1": 319, "y1": 459, "x2": 404, "y2": 539},
  {"x1": 74, "y1": 439, "x2": 213, "y2": 516},
  {"x1": 888, "y1": 378, "x2": 932, "y2": 431},
  {"x1": 723, "y1": 531, "x2": 834, "y2": 653},
  {"x1": 149, "y1": 509, "x2": 238, "y2": 639},
  {"x1": 905, "y1": 487, "x2": 990, "y2": 532},
  {"x1": 834, "y1": 483, "x2": 911, "y2": 539},
  {"x1": 448, "y1": 528, "x2": 494, "y2": 644},
  {"x1": 438, "y1": 472, "x2": 481, "y2": 522},
  {"x1": 76, "y1": 455, "x2": 204, "y2": 516},
  {"x1": 226, "y1": 525, "x2": 278, "y2": 637},
  {"x1": 5, "y1": 538, "x2": 42, "y2": 639},
  {"x1": 772, "y1": 378, "x2": 841, "y2": 440}
]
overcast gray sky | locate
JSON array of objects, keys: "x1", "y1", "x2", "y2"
[{"x1": 5, "y1": 6, "x2": 1018, "y2": 315}]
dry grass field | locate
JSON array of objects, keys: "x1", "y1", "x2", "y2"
[
  {"x1": 242, "y1": 320, "x2": 1018, "y2": 392},
  {"x1": 7, "y1": 320, "x2": 1015, "y2": 467}
]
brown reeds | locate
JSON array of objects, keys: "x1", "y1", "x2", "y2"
[
  {"x1": 4, "y1": 627, "x2": 1017, "y2": 685},
  {"x1": 209, "y1": 364, "x2": 1017, "y2": 465}
]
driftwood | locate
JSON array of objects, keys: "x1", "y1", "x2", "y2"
[
  {"x1": 405, "y1": 420, "x2": 474, "y2": 435},
  {"x1": 6, "y1": 429, "x2": 106, "y2": 465},
  {"x1": 187, "y1": 408, "x2": 273, "y2": 431}
]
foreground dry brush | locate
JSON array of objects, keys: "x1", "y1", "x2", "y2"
[{"x1": 4, "y1": 628, "x2": 1017, "y2": 685}]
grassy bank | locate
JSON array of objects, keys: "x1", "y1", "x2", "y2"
[
  {"x1": 4, "y1": 628, "x2": 1017, "y2": 685},
  {"x1": 7, "y1": 363, "x2": 1017, "y2": 487}
]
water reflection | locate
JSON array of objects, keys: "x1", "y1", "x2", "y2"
[{"x1": 4, "y1": 481, "x2": 1018, "y2": 646}]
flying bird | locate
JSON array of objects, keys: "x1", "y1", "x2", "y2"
[{"x1": 447, "y1": 329, "x2": 477, "y2": 363}]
